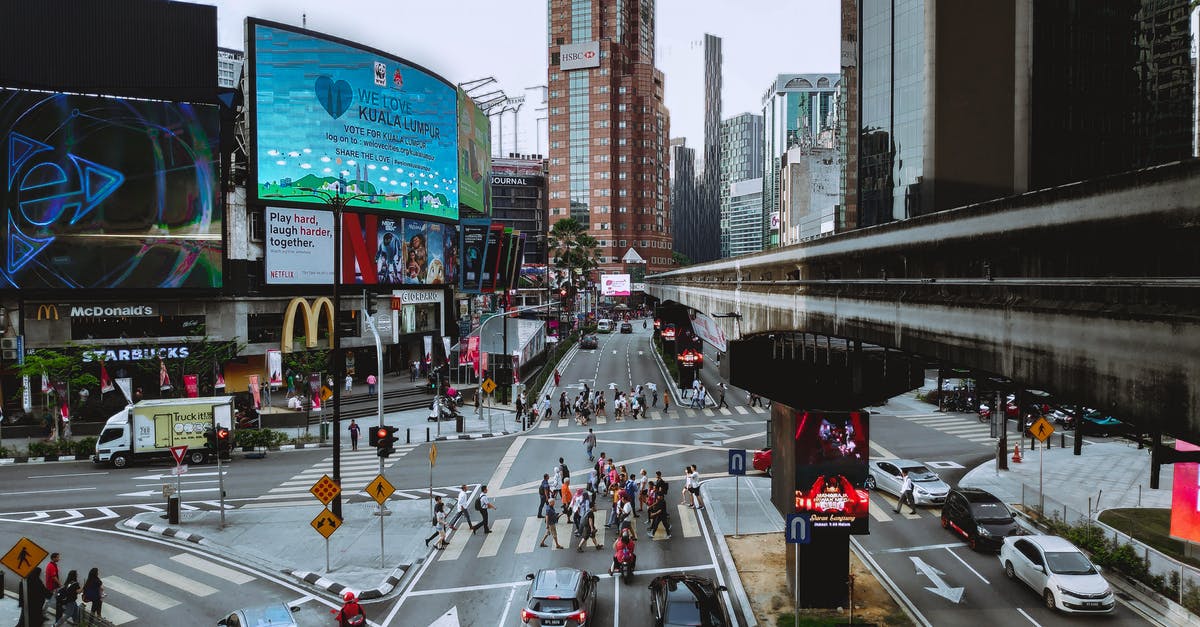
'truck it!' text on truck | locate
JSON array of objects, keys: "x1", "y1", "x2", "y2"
[{"x1": 93, "y1": 396, "x2": 235, "y2": 468}]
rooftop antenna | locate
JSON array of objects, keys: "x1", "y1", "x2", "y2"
[{"x1": 302, "y1": 13, "x2": 307, "y2": 29}]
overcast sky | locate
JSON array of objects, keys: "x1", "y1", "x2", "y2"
[{"x1": 197, "y1": 0, "x2": 839, "y2": 156}]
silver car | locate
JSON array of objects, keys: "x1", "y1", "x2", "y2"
[{"x1": 865, "y1": 459, "x2": 950, "y2": 506}]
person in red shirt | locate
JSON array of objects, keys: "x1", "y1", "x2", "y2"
[
  {"x1": 609, "y1": 529, "x2": 636, "y2": 575},
  {"x1": 333, "y1": 591, "x2": 366, "y2": 626}
]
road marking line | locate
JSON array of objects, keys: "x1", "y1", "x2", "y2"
[
  {"x1": 596, "y1": 416, "x2": 607, "y2": 424},
  {"x1": 651, "y1": 412, "x2": 662, "y2": 420},
  {"x1": 99, "y1": 602, "x2": 137, "y2": 625},
  {"x1": 963, "y1": 435, "x2": 996, "y2": 442},
  {"x1": 133, "y1": 563, "x2": 218, "y2": 596},
  {"x1": 539, "y1": 419, "x2": 551, "y2": 429},
  {"x1": 485, "y1": 437, "x2": 526, "y2": 498},
  {"x1": 868, "y1": 500, "x2": 894, "y2": 522},
  {"x1": 1017, "y1": 608, "x2": 1043, "y2": 626},
  {"x1": 515, "y1": 516, "x2": 541, "y2": 554},
  {"x1": 677, "y1": 505, "x2": 701, "y2": 537},
  {"x1": 594, "y1": 513, "x2": 606, "y2": 546},
  {"x1": 105, "y1": 575, "x2": 180, "y2": 610},
  {"x1": 869, "y1": 442, "x2": 901, "y2": 459},
  {"x1": 719, "y1": 408, "x2": 732, "y2": 415},
  {"x1": 477, "y1": 518, "x2": 510, "y2": 558},
  {"x1": 874, "y1": 542, "x2": 962, "y2": 554},
  {"x1": 703, "y1": 409, "x2": 715, "y2": 417},
  {"x1": 735, "y1": 406, "x2": 749, "y2": 415},
  {"x1": 907, "y1": 416, "x2": 950, "y2": 423},
  {"x1": 944, "y1": 546, "x2": 989, "y2": 584},
  {"x1": 170, "y1": 553, "x2": 256, "y2": 584},
  {"x1": 938, "y1": 425, "x2": 990, "y2": 434},
  {"x1": 438, "y1": 529, "x2": 469, "y2": 561}
]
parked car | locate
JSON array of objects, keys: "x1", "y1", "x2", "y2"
[
  {"x1": 1080, "y1": 408, "x2": 1123, "y2": 437},
  {"x1": 580, "y1": 334, "x2": 598, "y2": 349},
  {"x1": 752, "y1": 448, "x2": 772, "y2": 475},
  {"x1": 865, "y1": 459, "x2": 950, "y2": 506},
  {"x1": 999, "y1": 535, "x2": 1115, "y2": 613},
  {"x1": 648, "y1": 574, "x2": 731, "y2": 627},
  {"x1": 940, "y1": 487, "x2": 1021, "y2": 551},
  {"x1": 217, "y1": 602, "x2": 299, "y2": 627},
  {"x1": 620, "y1": 322, "x2": 633, "y2": 334},
  {"x1": 521, "y1": 568, "x2": 599, "y2": 626}
]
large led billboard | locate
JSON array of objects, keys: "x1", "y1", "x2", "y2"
[
  {"x1": 1170, "y1": 440, "x2": 1200, "y2": 543},
  {"x1": 600, "y1": 273, "x2": 631, "y2": 296},
  {"x1": 0, "y1": 89, "x2": 222, "y2": 289},
  {"x1": 264, "y1": 207, "x2": 334, "y2": 284},
  {"x1": 457, "y1": 89, "x2": 491, "y2": 214},
  {"x1": 342, "y1": 212, "x2": 456, "y2": 286},
  {"x1": 249, "y1": 20, "x2": 458, "y2": 220},
  {"x1": 794, "y1": 410, "x2": 870, "y2": 534}
]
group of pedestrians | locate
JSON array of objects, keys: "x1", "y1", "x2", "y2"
[
  {"x1": 17, "y1": 551, "x2": 105, "y2": 627},
  {"x1": 424, "y1": 484, "x2": 498, "y2": 551}
]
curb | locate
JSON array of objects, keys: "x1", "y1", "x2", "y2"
[
  {"x1": 434, "y1": 430, "x2": 518, "y2": 441},
  {"x1": 122, "y1": 518, "x2": 205, "y2": 544},
  {"x1": 696, "y1": 480, "x2": 758, "y2": 627}
]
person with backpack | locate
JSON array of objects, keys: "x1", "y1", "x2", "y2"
[
  {"x1": 44, "y1": 552, "x2": 62, "y2": 623},
  {"x1": 333, "y1": 591, "x2": 366, "y2": 626},
  {"x1": 538, "y1": 498, "x2": 565, "y2": 549},
  {"x1": 648, "y1": 493, "x2": 673, "y2": 539},
  {"x1": 80, "y1": 567, "x2": 103, "y2": 621},
  {"x1": 470, "y1": 485, "x2": 495, "y2": 533},
  {"x1": 609, "y1": 528, "x2": 636, "y2": 576},
  {"x1": 53, "y1": 570, "x2": 80, "y2": 627},
  {"x1": 577, "y1": 506, "x2": 602, "y2": 551}
]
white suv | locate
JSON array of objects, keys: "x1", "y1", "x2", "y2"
[{"x1": 999, "y1": 535, "x2": 1115, "y2": 613}]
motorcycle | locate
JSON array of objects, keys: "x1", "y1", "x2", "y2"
[
  {"x1": 445, "y1": 387, "x2": 464, "y2": 407},
  {"x1": 616, "y1": 551, "x2": 635, "y2": 584},
  {"x1": 427, "y1": 397, "x2": 462, "y2": 422},
  {"x1": 977, "y1": 403, "x2": 991, "y2": 423}
]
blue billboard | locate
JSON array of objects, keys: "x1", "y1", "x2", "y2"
[{"x1": 249, "y1": 20, "x2": 459, "y2": 220}]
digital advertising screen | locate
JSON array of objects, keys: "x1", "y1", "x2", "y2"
[
  {"x1": 1170, "y1": 440, "x2": 1200, "y2": 543},
  {"x1": 794, "y1": 410, "x2": 870, "y2": 534},
  {"x1": 250, "y1": 20, "x2": 459, "y2": 220},
  {"x1": 264, "y1": 207, "x2": 334, "y2": 284},
  {"x1": 457, "y1": 89, "x2": 491, "y2": 214},
  {"x1": 342, "y1": 212, "x2": 456, "y2": 286},
  {"x1": 0, "y1": 88, "x2": 222, "y2": 289},
  {"x1": 600, "y1": 273, "x2": 631, "y2": 296},
  {"x1": 459, "y1": 218, "x2": 490, "y2": 293},
  {"x1": 481, "y1": 223, "x2": 505, "y2": 293}
]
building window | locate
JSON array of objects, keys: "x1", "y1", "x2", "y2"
[{"x1": 248, "y1": 209, "x2": 265, "y2": 242}]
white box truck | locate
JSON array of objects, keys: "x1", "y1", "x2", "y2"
[{"x1": 93, "y1": 396, "x2": 235, "y2": 468}]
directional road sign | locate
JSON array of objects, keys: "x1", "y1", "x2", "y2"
[
  {"x1": 429, "y1": 443, "x2": 438, "y2": 467},
  {"x1": 310, "y1": 474, "x2": 341, "y2": 505},
  {"x1": 727, "y1": 449, "x2": 748, "y2": 476},
  {"x1": 366, "y1": 474, "x2": 395, "y2": 505},
  {"x1": 310, "y1": 509, "x2": 343, "y2": 539},
  {"x1": 1, "y1": 537, "x2": 48, "y2": 579},
  {"x1": 1030, "y1": 416, "x2": 1055, "y2": 442},
  {"x1": 785, "y1": 513, "x2": 812, "y2": 545},
  {"x1": 169, "y1": 445, "x2": 188, "y2": 466},
  {"x1": 480, "y1": 378, "x2": 497, "y2": 395}
]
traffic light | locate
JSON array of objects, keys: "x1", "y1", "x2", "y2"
[
  {"x1": 215, "y1": 426, "x2": 231, "y2": 452},
  {"x1": 377, "y1": 425, "x2": 398, "y2": 458},
  {"x1": 369, "y1": 426, "x2": 382, "y2": 447}
]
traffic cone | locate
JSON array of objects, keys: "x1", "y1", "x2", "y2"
[{"x1": 1012, "y1": 444, "x2": 1023, "y2": 463}]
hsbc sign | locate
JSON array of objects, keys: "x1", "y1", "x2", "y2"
[{"x1": 560, "y1": 41, "x2": 600, "y2": 71}]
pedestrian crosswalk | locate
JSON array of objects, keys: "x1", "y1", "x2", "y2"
[
  {"x1": 897, "y1": 413, "x2": 997, "y2": 446},
  {"x1": 79, "y1": 551, "x2": 257, "y2": 625},
  {"x1": 537, "y1": 405, "x2": 768, "y2": 429},
  {"x1": 243, "y1": 446, "x2": 419, "y2": 508},
  {"x1": 432, "y1": 504, "x2": 704, "y2": 562}
]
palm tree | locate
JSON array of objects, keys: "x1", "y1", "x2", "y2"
[{"x1": 547, "y1": 218, "x2": 600, "y2": 289}]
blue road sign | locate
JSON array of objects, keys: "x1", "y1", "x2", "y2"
[
  {"x1": 727, "y1": 449, "x2": 748, "y2": 476},
  {"x1": 786, "y1": 513, "x2": 812, "y2": 544}
]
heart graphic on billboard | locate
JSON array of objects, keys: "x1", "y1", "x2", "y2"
[{"x1": 314, "y1": 76, "x2": 353, "y2": 119}]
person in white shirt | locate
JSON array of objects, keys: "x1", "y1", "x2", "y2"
[
  {"x1": 688, "y1": 465, "x2": 704, "y2": 509},
  {"x1": 682, "y1": 465, "x2": 695, "y2": 507},
  {"x1": 895, "y1": 470, "x2": 917, "y2": 514},
  {"x1": 471, "y1": 485, "x2": 496, "y2": 533},
  {"x1": 448, "y1": 484, "x2": 476, "y2": 532}
]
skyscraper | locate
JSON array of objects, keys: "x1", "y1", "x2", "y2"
[
  {"x1": 673, "y1": 33, "x2": 723, "y2": 264},
  {"x1": 719, "y1": 112, "x2": 764, "y2": 257},
  {"x1": 546, "y1": 0, "x2": 673, "y2": 274},
  {"x1": 670, "y1": 138, "x2": 697, "y2": 263}
]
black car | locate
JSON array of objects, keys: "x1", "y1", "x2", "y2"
[
  {"x1": 619, "y1": 322, "x2": 633, "y2": 334},
  {"x1": 941, "y1": 487, "x2": 1021, "y2": 551},
  {"x1": 580, "y1": 334, "x2": 598, "y2": 349},
  {"x1": 649, "y1": 574, "x2": 730, "y2": 627},
  {"x1": 521, "y1": 568, "x2": 598, "y2": 626}
]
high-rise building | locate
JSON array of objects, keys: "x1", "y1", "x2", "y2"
[
  {"x1": 761, "y1": 73, "x2": 841, "y2": 248},
  {"x1": 727, "y1": 177, "x2": 764, "y2": 257},
  {"x1": 853, "y1": 0, "x2": 1196, "y2": 229},
  {"x1": 546, "y1": 0, "x2": 673, "y2": 275},
  {"x1": 718, "y1": 112, "x2": 764, "y2": 257},
  {"x1": 669, "y1": 139, "x2": 697, "y2": 264},
  {"x1": 489, "y1": 156, "x2": 549, "y2": 265},
  {"x1": 674, "y1": 34, "x2": 723, "y2": 264},
  {"x1": 217, "y1": 47, "x2": 243, "y2": 88}
]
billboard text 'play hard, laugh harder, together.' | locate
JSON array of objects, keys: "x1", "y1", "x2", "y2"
[
  {"x1": 282, "y1": 297, "x2": 335, "y2": 352},
  {"x1": 250, "y1": 20, "x2": 459, "y2": 220}
]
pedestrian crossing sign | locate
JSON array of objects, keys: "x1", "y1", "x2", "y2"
[
  {"x1": 481, "y1": 378, "x2": 497, "y2": 394},
  {"x1": 366, "y1": 474, "x2": 395, "y2": 504},
  {"x1": 310, "y1": 509, "x2": 342, "y2": 539},
  {"x1": 1030, "y1": 417, "x2": 1054, "y2": 442},
  {"x1": 310, "y1": 474, "x2": 341, "y2": 505},
  {"x1": 2, "y1": 536, "x2": 48, "y2": 579}
]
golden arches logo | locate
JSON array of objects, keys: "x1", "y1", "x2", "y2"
[
  {"x1": 282, "y1": 297, "x2": 335, "y2": 352},
  {"x1": 36, "y1": 305, "x2": 59, "y2": 320}
]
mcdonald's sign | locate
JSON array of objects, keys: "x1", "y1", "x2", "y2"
[
  {"x1": 281, "y1": 297, "x2": 335, "y2": 353},
  {"x1": 35, "y1": 305, "x2": 59, "y2": 321}
]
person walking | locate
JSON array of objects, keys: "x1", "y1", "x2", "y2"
[
  {"x1": 347, "y1": 420, "x2": 360, "y2": 451},
  {"x1": 690, "y1": 378, "x2": 700, "y2": 401},
  {"x1": 541, "y1": 394, "x2": 552, "y2": 422},
  {"x1": 554, "y1": 368, "x2": 561, "y2": 387},
  {"x1": 648, "y1": 494, "x2": 673, "y2": 538},
  {"x1": 344, "y1": 374, "x2": 353, "y2": 395},
  {"x1": 560, "y1": 477, "x2": 574, "y2": 518},
  {"x1": 663, "y1": 392, "x2": 670, "y2": 414},
  {"x1": 515, "y1": 392, "x2": 525, "y2": 423},
  {"x1": 471, "y1": 485, "x2": 496, "y2": 533},
  {"x1": 894, "y1": 470, "x2": 917, "y2": 514},
  {"x1": 424, "y1": 496, "x2": 445, "y2": 547},
  {"x1": 539, "y1": 498, "x2": 565, "y2": 549},
  {"x1": 410, "y1": 359, "x2": 419, "y2": 382},
  {"x1": 636, "y1": 469, "x2": 650, "y2": 514},
  {"x1": 366, "y1": 374, "x2": 377, "y2": 396},
  {"x1": 689, "y1": 465, "x2": 705, "y2": 510},
  {"x1": 717, "y1": 383, "x2": 728, "y2": 409},
  {"x1": 45, "y1": 552, "x2": 63, "y2": 625},
  {"x1": 20, "y1": 566, "x2": 48, "y2": 627},
  {"x1": 537, "y1": 473, "x2": 551, "y2": 518},
  {"x1": 577, "y1": 507, "x2": 602, "y2": 551},
  {"x1": 682, "y1": 465, "x2": 695, "y2": 508},
  {"x1": 80, "y1": 567, "x2": 103, "y2": 622},
  {"x1": 583, "y1": 429, "x2": 597, "y2": 462},
  {"x1": 53, "y1": 570, "x2": 80, "y2": 627},
  {"x1": 448, "y1": 484, "x2": 476, "y2": 532}
]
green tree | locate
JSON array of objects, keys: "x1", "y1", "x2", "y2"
[
  {"x1": 548, "y1": 218, "x2": 600, "y2": 289},
  {"x1": 671, "y1": 251, "x2": 692, "y2": 267}
]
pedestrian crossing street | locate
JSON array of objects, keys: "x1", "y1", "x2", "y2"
[
  {"x1": 68, "y1": 551, "x2": 257, "y2": 625},
  {"x1": 433, "y1": 503, "x2": 705, "y2": 563},
  {"x1": 242, "y1": 446, "x2": 421, "y2": 508},
  {"x1": 891, "y1": 411, "x2": 997, "y2": 446},
  {"x1": 538, "y1": 403, "x2": 769, "y2": 429}
]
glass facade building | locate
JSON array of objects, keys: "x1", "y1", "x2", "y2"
[
  {"x1": 727, "y1": 178, "x2": 765, "y2": 257},
  {"x1": 719, "y1": 112, "x2": 764, "y2": 257}
]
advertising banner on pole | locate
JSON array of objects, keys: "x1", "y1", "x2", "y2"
[
  {"x1": 689, "y1": 311, "x2": 729, "y2": 353},
  {"x1": 183, "y1": 375, "x2": 199, "y2": 398},
  {"x1": 248, "y1": 374, "x2": 262, "y2": 409},
  {"x1": 266, "y1": 349, "x2": 284, "y2": 388}
]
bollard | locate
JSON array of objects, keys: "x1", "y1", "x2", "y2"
[
  {"x1": 407, "y1": 428, "x2": 411, "y2": 444},
  {"x1": 1061, "y1": 432, "x2": 1066, "y2": 449},
  {"x1": 426, "y1": 427, "x2": 430, "y2": 442},
  {"x1": 167, "y1": 494, "x2": 180, "y2": 525}
]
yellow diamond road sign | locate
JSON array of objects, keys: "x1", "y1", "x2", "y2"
[
  {"x1": 2, "y1": 537, "x2": 48, "y2": 579},
  {"x1": 310, "y1": 474, "x2": 341, "y2": 505},
  {"x1": 366, "y1": 474, "x2": 396, "y2": 504},
  {"x1": 480, "y1": 378, "x2": 497, "y2": 394},
  {"x1": 1030, "y1": 417, "x2": 1055, "y2": 443},
  {"x1": 310, "y1": 509, "x2": 342, "y2": 539},
  {"x1": 429, "y1": 443, "x2": 438, "y2": 467}
]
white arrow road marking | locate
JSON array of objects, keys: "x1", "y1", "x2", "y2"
[
  {"x1": 118, "y1": 487, "x2": 221, "y2": 497},
  {"x1": 67, "y1": 507, "x2": 118, "y2": 526},
  {"x1": 133, "y1": 471, "x2": 227, "y2": 480},
  {"x1": 910, "y1": 556, "x2": 964, "y2": 603},
  {"x1": 428, "y1": 605, "x2": 460, "y2": 626}
]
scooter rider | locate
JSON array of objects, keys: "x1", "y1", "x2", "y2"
[{"x1": 609, "y1": 528, "x2": 636, "y2": 575}]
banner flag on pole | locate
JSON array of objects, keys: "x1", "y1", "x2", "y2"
[
  {"x1": 159, "y1": 357, "x2": 173, "y2": 391},
  {"x1": 99, "y1": 362, "x2": 115, "y2": 394}
]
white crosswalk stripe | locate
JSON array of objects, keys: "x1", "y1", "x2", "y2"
[
  {"x1": 248, "y1": 449, "x2": 409, "y2": 507},
  {"x1": 89, "y1": 552, "x2": 260, "y2": 625},
  {"x1": 735, "y1": 406, "x2": 749, "y2": 415}
]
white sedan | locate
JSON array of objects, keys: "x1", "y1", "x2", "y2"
[
  {"x1": 864, "y1": 459, "x2": 950, "y2": 506},
  {"x1": 999, "y1": 535, "x2": 1115, "y2": 613}
]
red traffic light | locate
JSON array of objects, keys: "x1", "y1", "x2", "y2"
[
  {"x1": 376, "y1": 427, "x2": 388, "y2": 440},
  {"x1": 216, "y1": 427, "x2": 230, "y2": 440}
]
